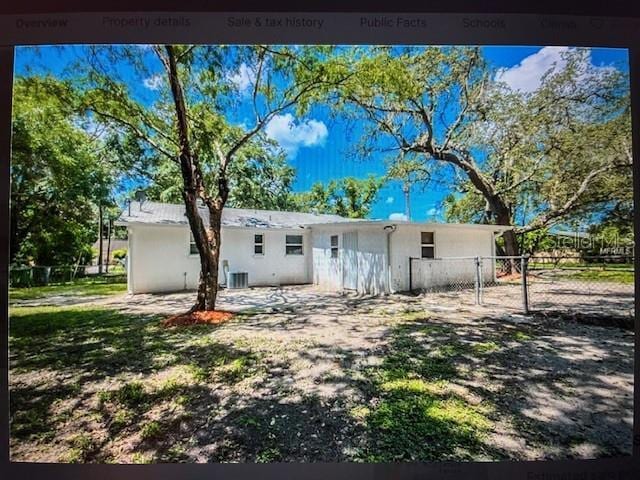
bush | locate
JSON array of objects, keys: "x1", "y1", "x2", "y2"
[{"x1": 112, "y1": 248, "x2": 127, "y2": 260}]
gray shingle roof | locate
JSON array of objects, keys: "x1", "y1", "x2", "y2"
[{"x1": 116, "y1": 201, "x2": 354, "y2": 229}]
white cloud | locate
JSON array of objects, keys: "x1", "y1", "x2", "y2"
[
  {"x1": 389, "y1": 213, "x2": 408, "y2": 221},
  {"x1": 495, "y1": 46, "x2": 614, "y2": 94},
  {"x1": 386, "y1": 196, "x2": 395, "y2": 204},
  {"x1": 143, "y1": 74, "x2": 163, "y2": 90},
  {"x1": 228, "y1": 62, "x2": 256, "y2": 93},
  {"x1": 426, "y1": 207, "x2": 439, "y2": 217},
  {"x1": 495, "y1": 47, "x2": 571, "y2": 93},
  {"x1": 265, "y1": 113, "x2": 328, "y2": 157}
]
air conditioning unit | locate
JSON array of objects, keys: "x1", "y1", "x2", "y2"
[{"x1": 228, "y1": 272, "x2": 249, "y2": 289}]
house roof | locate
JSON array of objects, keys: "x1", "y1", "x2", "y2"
[
  {"x1": 115, "y1": 201, "x2": 354, "y2": 229},
  {"x1": 303, "y1": 219, "x2": 513, "y2": 232},
  {"x1": 116, "y1": 201, "x2": 513, "y2": 232}
]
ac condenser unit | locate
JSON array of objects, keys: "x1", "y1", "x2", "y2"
[{"x1": 228, "y1": 272, "x2": 249, "y2": 289}]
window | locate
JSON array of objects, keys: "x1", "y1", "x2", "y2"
[
  {"x1": 330, "y1": 235, "x2": 339, "y2": 259},
  {"x1": 421, "y1": 231, "x2": 435, "y2": 259},
  {"x1": 285, "y1": 234, "x2": 304, "y2": 255},
  {"x1": 254, "y1": 234, "x2": 264, "y2": 255},
  {"x1": 189, "y1": 232, "x2": 198, "y2": 255}
]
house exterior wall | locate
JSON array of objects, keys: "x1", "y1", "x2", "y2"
[
  {"x1": 389, "y1": 224, "x2": 496, "y2": 292},
  {"x1": 127, "y1": 224, "x2": 311, "y2": 294},
  {"x1": 219, "y1": 227, "x2": 311, "y2": 287},
  {"x1": 311, "y1": 225, "x2": 388, "y2": 295},
  {"x1": 127, "y1": 220, "x2": 499, "y2": 295}
]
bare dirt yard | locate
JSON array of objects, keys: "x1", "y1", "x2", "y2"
[{"x1": 9, "y1": 285, "x2": 634, "y2": 462}]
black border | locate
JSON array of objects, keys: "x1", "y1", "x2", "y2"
[
  {"x1": 0, "y1": 0, "x2": 639, "y2": 16},
  {"x1": 1, "y1": 4, "x2": 640, "y2": 480}
]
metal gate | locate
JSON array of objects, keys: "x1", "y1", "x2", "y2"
[{"x1": 342, "y1": 231, "x2": 358, "y2": 290}]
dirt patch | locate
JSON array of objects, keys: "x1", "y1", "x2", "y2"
[
  {"x1": 163, "y1": 310, "x2": 234, "y2": 327},
  {"x1": 532, "y1": 310, "x2": 634, "y2": 331},
  {"x1": 9, "y1": 286, "x2": 635, "y2": 462},
  {"x1": 496, "y1": 272, "x2": 522, "y2": 282}
]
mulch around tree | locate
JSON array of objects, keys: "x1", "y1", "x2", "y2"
[{"x1": 162, "y1": 310, "x2": 235, "y2": 327}]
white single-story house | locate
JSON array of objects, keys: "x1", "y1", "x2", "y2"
[{"x1": 116, "y1": 201, "x2": 511, "y2": 295}]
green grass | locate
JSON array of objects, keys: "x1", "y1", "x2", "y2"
[
  {"x1": 256, "y1": 447, "x2": 282, "y2": 463},
  {"x1": 528, "y1": 262, "x2": 634, "y2": 284},
  {"x1": 357, "y1": 316, "x2": 500, "y2": 462},
  {"x1": 529, "y1": 262, "x2": 633, "y2": 270},
  {"x1": 10, "y1": 276, "x2": 127, "y2": 301},
  {"x1": 10, "y1": 301, "x2": 512, "y2": 462},
  {"x1": 557, "y1": 269, "x2": 634, "y2": 284},
  {"x1": 9, "y1": 303, "x2": 261, "y2": 459},
  {"x1": 511, "y1": 331, "x2": 533, "y2": 341},
  {"x1": 140, "y1": 421, "x2": 163, "y2": 440}
]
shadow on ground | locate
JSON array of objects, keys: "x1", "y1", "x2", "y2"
[{"x1": 8, "y1": 290, "x2": 634, "y2": 462}]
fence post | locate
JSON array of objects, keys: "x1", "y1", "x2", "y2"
[
  {"x1": 474, "y1": 256, "x2": 481, "y2": 305},
  {"x1": 521, "y1": 255, "x2": 529, "y2": 314}
]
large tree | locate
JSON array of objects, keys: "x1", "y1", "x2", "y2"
[
  {"x1": 294, "y1": 176, "x2": 383, "y2": 218},
  {"x1": 75, "y1": 45, "x2": 334, "y2": 311},
  {"x1": 144, "y1": 137, "x2": 297, "y2": 210},
  {"x1": 319, "y1": 46, "x2": 631, "y2": 256},
  {"x1": 10, "y1": 76, "x2": 114, "y2": 265}
]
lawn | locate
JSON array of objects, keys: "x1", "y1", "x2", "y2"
[
  {"x1": 528, "y1": 263, "x2": 634, "y2": 284},
  {"x1": 8, "y1": 289, "x2": 634, "y2": 463},
  {"x1": 10, "y1": 276, "x2": 127, "y2": 301},
  {"x1": 558, "y1": 269, "x2": 634, "y2": 284}
]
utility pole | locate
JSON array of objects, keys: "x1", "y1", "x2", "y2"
[{"x1": 403, "y1": 182, "x2": 411, "y2": 221}]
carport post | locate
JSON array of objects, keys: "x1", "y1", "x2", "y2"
[{"x1": 521, "y1": 255, "x2": 530, "y2": 314}]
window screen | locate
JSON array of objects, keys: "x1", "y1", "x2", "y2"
[{"x1": 286, "y1": 234, "x2": 304, "y2": 255}]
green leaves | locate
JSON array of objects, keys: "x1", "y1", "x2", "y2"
[
  {"x1": 11, "y1": 76, "x2": 115, "y2": 265},
  {"x1": 294, "y1": 176, "x2": 384, "y2": 219}
]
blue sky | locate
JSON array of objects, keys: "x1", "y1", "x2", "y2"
[{"x1": 14, "y1": 45, "x2": 629, "y2": 222}]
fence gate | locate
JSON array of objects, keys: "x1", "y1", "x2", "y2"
[{"x1": 342, "y1": 231, "x2": 358, "y2": 290}]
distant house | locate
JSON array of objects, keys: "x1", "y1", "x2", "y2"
[{"x1": 116, "y1": 201, "x2": 511, "y2": 295}]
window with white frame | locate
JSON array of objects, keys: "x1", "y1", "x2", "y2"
[
  {"x1": 285, "y1": 234, "x2": 304, "y2": 255},
  {"x1": 189, "y1": 232, "x2": 198, "y2": 255},
  {"x1": 330, "y1": 235, "x2": 339, "y2": 259},
  {"x1": 421, "y1": 231, "x2": 435, "y2": 259},
  {"x1": 254, "y1": 234, "x2": 264, "y2": 255}
]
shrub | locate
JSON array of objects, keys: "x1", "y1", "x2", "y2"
[
  {"x1": 140, "y1": 421, "x2": 162, "y2": 440},
  {"x1": 112, "y1": 248, "x2": 127, "y2": 260}
]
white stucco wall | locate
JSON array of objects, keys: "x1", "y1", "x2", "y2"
[
  {"x1": 311, "y1": 225, "x2": 388, "y2": 295},
  {"x1": 127, "y1": 224, "x2": 311, "y2": 294},
  {"x1": 128, "y1": 220, "x2": 499, "y2": 295},
  {"x1": 389, "y1": 224, "x2": 496, "y2": 292}
]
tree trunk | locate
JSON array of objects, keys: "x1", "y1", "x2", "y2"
[
  {"x1": 182, "y1": 193, "x2": 223, "y2": 313},
  {"x1": 434, "y1": 152, "x2": 520, "y2": 257},
  {"x1": 98, "y1": 204, "x2": 103, "y2": 274},
  {"x1": 105, "y1": 218, "x2": 112, "y2": 274},
  {"x1": 164, "y1": 45, "x2": 227, "y2": 312},
  {"x1": 191, "y1": 206, "x2": 224, "y2": 311}
]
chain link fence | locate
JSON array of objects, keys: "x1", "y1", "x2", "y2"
[
  {"x1": 9, "y1": 265, "x2": 127, "y2": 288},
  {"x1": 409, "y1": 255, "x2": 634, "y2": 322}
]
